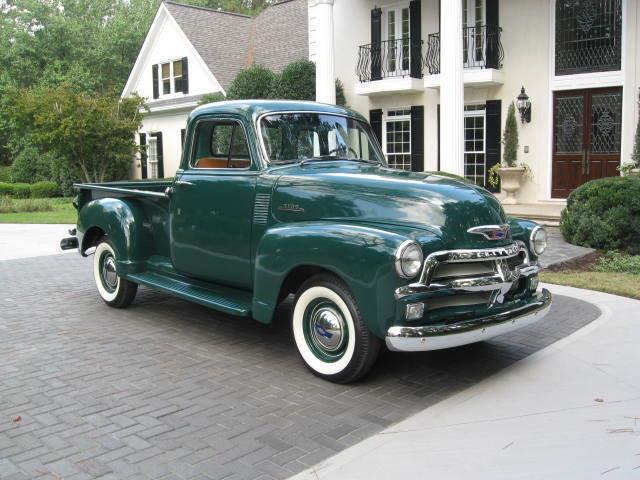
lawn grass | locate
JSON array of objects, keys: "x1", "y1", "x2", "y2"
[
  {"x1": 540, "y1": 271, "x2": 640, "y2": 300},
  {"x1": 0, "y1": 197, "x2": 76, "y2": 224}
]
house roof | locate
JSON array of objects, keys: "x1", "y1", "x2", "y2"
[{"x1": 164, "y1": 0, "x2": 309, "y2": 91}]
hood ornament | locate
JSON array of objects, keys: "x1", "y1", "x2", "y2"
[{"x1": 468, "y1": 224, "x2": 510, "y2": 241}]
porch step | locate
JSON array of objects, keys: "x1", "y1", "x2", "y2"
[
  {"x1": 503, "y1": 202, "x2": 565, "y2": 227},
  {"x1": 128, "y1": 270, "x2": 252, "y2": 317}
]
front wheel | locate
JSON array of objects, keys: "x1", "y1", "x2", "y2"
[
  {"x1": 93, "y1": 237, "x2": 138, "y2": 308},
  {"x1": 291, "y1": 274, "x2": 380, "y2": 383}
]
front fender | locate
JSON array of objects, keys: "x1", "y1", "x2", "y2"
[
  {"x1": 77, "y1": 198, "x2": 154, "y2": 274},
  {"x1": 252, "y1": 222, "x2": 420, "y2": 338}
]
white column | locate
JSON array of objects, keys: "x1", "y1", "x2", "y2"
[
  {"x1": 439, "y1": 0, "x2": 465, "y2": 176},
  {"x1": 310, "y1": 0, "x2": 336, "y2": 104}
]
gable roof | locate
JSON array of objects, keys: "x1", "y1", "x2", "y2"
[{"x1": 164, "y1": 0, "x2": 308, "y2": 91}]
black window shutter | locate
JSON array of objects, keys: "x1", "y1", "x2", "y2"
[
  {"x1": 155, "y1": 132, "x2": 164, "y2": 178},
  {"x1": 152, "y1": 64, "x2": 159, "y2": 99},
  {"x1": 410, "y1": 106, "x2": 424, "y2": 172},
  {"x1": 409, "y1": 0, "x2": 422, "y2": 79},
  {"x1": 370, "y1": 109, "x2": 383, "y2": 147},
  {"x1": 181, "y1": 57, "x2": 189, "y2": 94},
  {"x1": 485, "y1": 100, "x2": 502, "y2": 192},
  {"x1": 139, "y1": 133, "x2": 148, "y2": 179},
  {"x1": 485, "y1": 0, "x2": 500, "y2": 69},
  {"x1": 371, "y1": 8, "x2": 382, "y2": 81}
]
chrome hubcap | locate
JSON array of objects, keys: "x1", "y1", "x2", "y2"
[
  {"x1": 102, "y1": 255, "x2": 118, "y2": 290},
  {"x1": 310, "y1": 305, "x2": 345, "y2": 352}
]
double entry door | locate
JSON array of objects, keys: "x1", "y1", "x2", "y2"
[{"x1": 552, "y1": 87, "x2": 622, "y2": 198}]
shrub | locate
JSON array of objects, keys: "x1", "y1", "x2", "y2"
[
  {"x1": 198, "y1": 92, "x2": 226, "y2": 105},
  {"x1": 560, "y1": 176, "x2": 640, "y2": 253},
  {"x1": 0, "y1": 165, "x2": 11, "y2": 182},
  {"x1": 335, "y1": 78, "x2": 347, "y2": 107},
  {"x1": 502, "y1": 102, "x2": 518, "y2": 167},
  {"x1": 227, "y1": 64, "x2": 276, "y2": 100},
  {"x1": 596, "y1": 251, "x2": 640, "y2": 275},
  {"x1": 0, "y1": 182, "x2": 14, "y2": 196},
  {"x1": 273, "y1": 59, "x2": 316, "y2": 101},
  {"x1": 0, "y1": 197, "x2": 53, "y2": 214},
  {"x1": 9, "y1": 146, "x2": 55, "y2": 183},
  {"x1": 30, "y1": 181, "x2": 60, "y2": 198},
  {"x1": 11, "y1": 183, "x2": 31, "y2": 198}
]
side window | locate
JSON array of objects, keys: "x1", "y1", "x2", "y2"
[{"x1": 192, "y1": 120, "x2": 251, "y2": 169}]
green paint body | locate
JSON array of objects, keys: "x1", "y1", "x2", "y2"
[{"x1": 75, "y1": 101, "x2": 543, "y2": 340}]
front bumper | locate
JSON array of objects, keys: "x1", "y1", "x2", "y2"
[{"x1": 386, "y1": 288, "x2": 552, "y2": 352}]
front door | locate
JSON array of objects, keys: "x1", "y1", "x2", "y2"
[
  {"x1": 170, "y1": 117, "x2": 256, "y2": 289},
  {"x1": 552, "y1": 87, "x2": 622, "y2": 198}
]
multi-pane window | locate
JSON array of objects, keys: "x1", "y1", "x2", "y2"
[
  {"x1": 147, "y1": 137, "x2": 159, "y2": 179},
  {"x1": 555, "y1": 0, "x2": 622, "y2": 75},
  {"x1": 160, "y1": 60, "x2": 185, "y2": 96},
  {"x1": 462, "y1": 0, "x2": 485, "y2": 68},
  {"x1": 385, "y1": 7, "x2": 410, "y2": 76},
  {"x1": 464, "y1": 104, "x2": 486, "y2": 186},
  {"x1": 384, "y1": 109, "x2": 411, "y2": 170}
]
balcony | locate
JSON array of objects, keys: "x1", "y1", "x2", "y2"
[
  {"x1": 423, "y1": 25, "x2": 505, "y2": 89},
  {"x1": 355, "y1": 38, "x2": 424, "y2": 96}
]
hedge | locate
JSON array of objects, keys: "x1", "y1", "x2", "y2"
[
  {"x1": 560, "y1": 176, "x2": 640, "y2": 253},
  {"x1": 0, "y1": 182, "x2": 13, "y2": 196},
  {"x1": 30, "y1": 181, "x2": 60, "y2": 198},
  {"x1": 11, "y1": 183, "x2": 32, "y2": 198}
]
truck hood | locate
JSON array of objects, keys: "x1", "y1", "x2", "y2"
[{"x1": 270, "y1": 162, "x2": 510, "y2": 248}]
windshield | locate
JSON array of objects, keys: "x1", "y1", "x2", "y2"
[{"x1": 260, "y1": 113, "x2": 385, "y2": 165}]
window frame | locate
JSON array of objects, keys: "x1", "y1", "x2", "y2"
[
  {"x1": 382, "y1": 108, "x2": 412, "y2": 171},
  {"x1": 463, "y1": 103, "x2": 487, "y2": 186},
  {"x1": 382, "y1": 3, "x2": 411, "y2": 77},
  {"x1": 188, "y1": 117, "x2": 253, "y2": 171},
  {"x1": 158, "y1": 58, "x2": 185, "y2": 98}
]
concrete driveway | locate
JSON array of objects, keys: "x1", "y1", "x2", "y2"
[{"x1": 0, "y1": 224, "x2": 75, "y2": 261}]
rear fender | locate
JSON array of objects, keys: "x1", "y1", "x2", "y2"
[
  {"x1": 252, "y1": 222, "x2": 410, "y2": 338},
  {"x1": 77, "y1": 198, "x2": 154, "y2": 274}
]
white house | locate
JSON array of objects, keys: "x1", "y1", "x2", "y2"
[
  {"x1": 122, "y1": 0, "x2": 309, "y2": 179},
  {"x1": 309, "y1": 0, "x2": 640, "y2": 220}
]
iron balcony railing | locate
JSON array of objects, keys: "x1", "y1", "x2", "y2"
[
  {"x1": 424, "y1": 25, "x2": 504, "y2": 75},
  {"x1": 356, "y1": 38, "x2": 424, "y2": 82}
]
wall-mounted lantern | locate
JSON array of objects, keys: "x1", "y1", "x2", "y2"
[{"x1": 516, "y1": 86, "x2": 531, "y2": 123}]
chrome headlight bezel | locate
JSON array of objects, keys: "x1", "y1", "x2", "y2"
[
  {"x1": 395, "y1": 240, "x2": 424, "y2": 279},
  {"x1": 530, "y1": 225, "x2": 547, "y2": 256}
]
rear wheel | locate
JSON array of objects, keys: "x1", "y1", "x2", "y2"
[
  {"x1": 291, "y1": 274, "x2": 380, "y2": 383},
  {"x1": 93, "y1": 237, "x2": 137, "y2": 308}
]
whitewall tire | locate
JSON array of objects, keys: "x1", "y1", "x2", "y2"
[
  {"x1": 93, "y1": 237, "x2": 138, "y2": 308},
  {"x1": 292, "y1": 274, "x2": 380, "y2": 383}
]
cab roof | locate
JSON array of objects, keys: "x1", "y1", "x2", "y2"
[{"x1": 189, "y1": 100, "x2": 367, "y2": 123}]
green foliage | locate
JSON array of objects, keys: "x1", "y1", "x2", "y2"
[
  {"x1": 335, "y1": 79, "x2": 347, "y2": 107},
  {"x1": 560, "y1": 176, "x2": 640, "y2": 254},
  {"x1": 181, "y1": 0, "x2": 273, "y2": 14},
  {"x1": 273, "y1": 59, "x2": 316, "y2": 100},
  {"x1": 9, "y1": 146, "x2": 55, "y2": 183},
  {"x1": 0, "y1": 197, "x2": 53, "y2": 214},
  {"x1": 596, "y1": 251, "x2": 640, "y2": 275},
  {"x1": 502, "y1": 102, "x2": 519, "y2": 167},
  {"x1": 7, "y1": 85, "x2": 144, "y2": 183},
  {"x1": 11, "y1": 183, "x2": 31, "y2": 199},
  {"x1": 227, "y1": 64, "x2": 276, "y2": 100},
  {"x1": 0, "y1": 165, "x2": 10, "y2": 182},
  {"x1": 30, "y1": 181, "x2": 61, "y2": 198},
  {"x1": 198, "y1": 92, "x2": 227, "y2": 105},
  {"x1": 631, "y1": 88, "x2": 640, "y2": 167},
  {"x1": 0, "y1": 183, "x2": 14, "y2": 196}
]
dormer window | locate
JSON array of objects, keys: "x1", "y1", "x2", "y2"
[{"x1": 152, "y1": 57, "x2": 189, "y2": 99}]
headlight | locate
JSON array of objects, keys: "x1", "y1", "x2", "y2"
[
  {"x1": 395, "y1": 241, "x2": 424, "y2": 279},
  {"x1": 530, "y1": 226, "x2": 547, "y2": 256}
]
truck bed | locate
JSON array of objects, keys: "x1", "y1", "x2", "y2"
[{"x1": 75, "y1": 180, "x2": 172, "y2": 203}]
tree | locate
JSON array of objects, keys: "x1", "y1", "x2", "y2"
[
  {"x1": 8, "y1": 85, "x2": 145, "y2": 183},
  {"x1": 227, "y1": 64, "x2": 276, "y2": 100},
  {"x1": 502, "y1": 102, "x2": 519, "y2": 167}
]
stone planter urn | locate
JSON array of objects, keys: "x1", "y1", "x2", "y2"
[{"x1": 498, "y1": 166, "x2": 526, "y2": 205}]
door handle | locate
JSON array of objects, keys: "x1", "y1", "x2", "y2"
[
  {"x1": 175, "y1": 180, "x2": 194, "y2": 187},
  {"x1": 164, "y1": 186, "x2": 174, "y2": 198},
  {"x1": 585, "y1": 149, "x2": 591, "y2": 176}
]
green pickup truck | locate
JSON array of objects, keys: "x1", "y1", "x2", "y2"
[{"x1": 62, "y1": 100, "x2": 551, "y2": 383}]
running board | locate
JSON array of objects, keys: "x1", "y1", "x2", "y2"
[{"x1": 127, "y1": 271, "x2": 252, "y2": 317}]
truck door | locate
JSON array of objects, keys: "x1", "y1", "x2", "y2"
[{"x1": 169, "y1": 116, "x2": 257, "y2": 289}]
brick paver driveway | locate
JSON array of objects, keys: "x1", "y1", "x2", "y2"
[{"x1": 1, "y1": 254, "x2": 600, "y2": 480}]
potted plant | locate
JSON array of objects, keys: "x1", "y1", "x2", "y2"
[
  {"x1": 620, "y1": 90, "x2": 640, "y2": 177},
  {"x1": 488, "y1": 102, "x2": 530, "y2": 204}
]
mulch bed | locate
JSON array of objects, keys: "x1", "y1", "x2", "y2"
[{"x1": 543, "y1": 251, "x2": 602, "y2": 273}]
